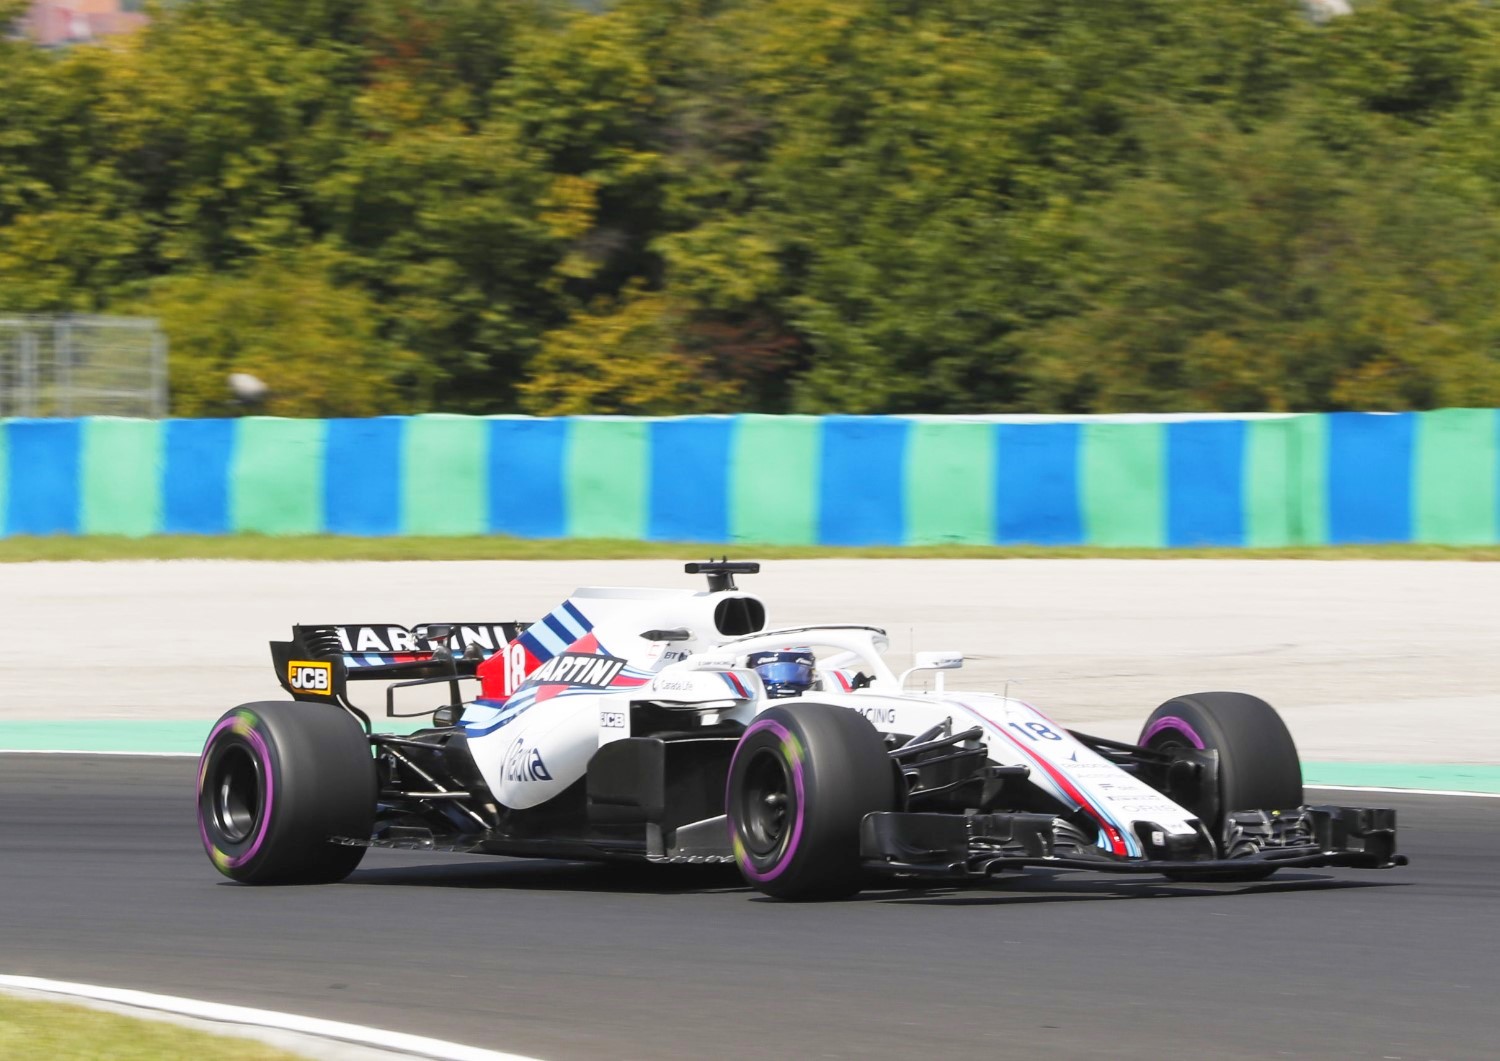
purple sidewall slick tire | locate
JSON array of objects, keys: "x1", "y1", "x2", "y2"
[
  {"x1": 1140, "y1": 692, "x2": 1303, "y2": 836},
  {"x1": 727, "y1": 718, "x2": 806, "y2": 882},
  {"x1": 726, "y1": 704, "x2": 895, "y2": 901},
  {"x1": 196, "y1": 701, "x2": 375, "y2": 885},
  {"x1": 197, "y1": 713, "x2": 276, "y2": 872}
]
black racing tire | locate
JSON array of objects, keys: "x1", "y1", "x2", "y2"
[
  {"x1": 726, "y1": 704, "x2": 897, "y2": 901},
  {"x1": 1139, "y1": 691, "x2": 1303, "y2": 883},
  {"x1": 197, "y1": 701, "x2": 376, "y2": 884}
]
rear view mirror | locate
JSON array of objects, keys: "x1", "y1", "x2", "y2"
[
  {"x1": 900, "y1": 651, "x2": 965, "y2": 692},
  {"x1": 914, "y1": 651, "x2": 963, "y2": 671}
]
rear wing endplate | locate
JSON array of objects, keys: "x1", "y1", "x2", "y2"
[{"x1": 270, "y1": 622, "x2": 528, "y2": 705}]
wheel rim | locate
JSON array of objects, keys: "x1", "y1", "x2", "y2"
[
  {"x1": 1142, "y1": 715, "x2": 1205, "y2": 751},
  {"x1": 738, "y1": 747, "x2": 794, "y2": 861},
  {"x1": 211, "y1": 743, "x2": 262, "y2": 844},
  {"x1": 1144, "y1": 723, "x2": 1216, "y2": 826}
]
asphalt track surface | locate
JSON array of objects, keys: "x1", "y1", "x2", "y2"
[{"x1": 3, "y1": 756, "x2": 1495, "y2": 1060}]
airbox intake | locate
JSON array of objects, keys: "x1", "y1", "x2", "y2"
[{"x1": 712, "y1": 596, "x2": 766, "y2": 636}]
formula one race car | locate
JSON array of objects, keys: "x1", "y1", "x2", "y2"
[{"x1": 197, "y1": 562, "x2": 1404, "y2": 899}]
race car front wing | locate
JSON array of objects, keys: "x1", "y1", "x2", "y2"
[{"x1": 859, "y1": 804, "x2": 1404, "y2": 879}]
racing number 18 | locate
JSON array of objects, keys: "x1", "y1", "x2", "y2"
[
  {"x1": 503, "y1": 643, "x2": 527, "y2": 696},
  {"x1": 1007, "y1": 721, "x2": 1063, "y2": 742}
]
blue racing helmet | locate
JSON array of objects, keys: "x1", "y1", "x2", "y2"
[{"x1": 747, "y1": 649, "x2": 817, "y2": 699}]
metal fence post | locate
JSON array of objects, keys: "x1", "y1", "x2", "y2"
[
  {"x1": 20, "y1": 324, "x2": 38, "y2": 417},
  {"x1": 151, "y1": 327, "x2": 168, "y2": 417},
  {"x1": 56, "y1": 316, "x2": 72, "y2": 417}
]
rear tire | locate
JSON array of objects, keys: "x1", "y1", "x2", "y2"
[
  {"x1": 1139, "y1": 691, "x2": 1303, "y2": 883},
  {"x1": 197, "y1": 702, "x2": 376, "y2": 884},
  {"x1": 726, "y1": 704, "x2": 896, "y2": 901}
]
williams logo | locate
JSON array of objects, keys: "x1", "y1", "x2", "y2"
[
  {"x1": 287, "y1": 660, "x2": 332, "y2": 695},
  {"x1": 503, "y1": 738, "x2": 553, "y2": 783},
  {"x1": 525, "y1": 653, "x2": 626, "y2": 689}
]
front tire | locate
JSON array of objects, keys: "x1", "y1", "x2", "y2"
[
  {"x1": 1140, "y1": 691, "x2": 1303, "y2": 882},
  {"x1": 726, "y1": 704, "x2": 896, "y2": 901},
  {"x1": 197, "y1": 702, "x2": 376, "y2": 884}
]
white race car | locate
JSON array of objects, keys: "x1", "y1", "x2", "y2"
[{"x1": 197, "y1": 562, "x2": 1404, "y2": 899}]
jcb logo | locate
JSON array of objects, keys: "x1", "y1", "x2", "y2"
[{"x1": 288, "y1": 661, "x2": 332, "y2": 695}]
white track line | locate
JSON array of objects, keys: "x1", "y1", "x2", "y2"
[
  {"x1": 0, "y1": 976, "x2": 542, "y2": 1061},
  {"x1": 1306, "y1": 783, "x2": 1500, "y2": 799}
]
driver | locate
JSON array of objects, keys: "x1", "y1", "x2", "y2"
[{"x1": 747, "y1": 648, "x2": 817, "y2": 699}]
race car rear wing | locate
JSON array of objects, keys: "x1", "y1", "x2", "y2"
[{"x1": 270, "y1": 622, "x2": 529, "y2": 708}]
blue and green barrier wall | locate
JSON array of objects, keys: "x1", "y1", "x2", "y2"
[{"x1": 0, "y1": 410, "x2": 1497, "y2": 546}]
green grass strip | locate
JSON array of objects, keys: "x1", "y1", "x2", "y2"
[
  {"x1": 729, "y1": 415, "x2": 820, "y2": 545},
  {"x1": 0, "y1": 995, "x2": 305, "y2": 1060},
  {"x1": 904, "y1": 420, "x2": 995, "y2": 545},
  {"x1": 1080, "y1": 421, "x2": 1165, "y2": 547},
  {"x1": 1414, "y1": 408, "x2": 1498, "y2": 545},
  {"x1": 8, "y1": 535, "x2": 1500, "y2": 562},
  {"x1": 230, "y1": 417, "x2": 325, "y2": 535},
  {"x1": 80, "y1": 418, "x2": 162, "y2": 536},
  {"x1": 402, "y1": 414, "x2": 486, "y2": 535},
  {"x1": 565, "y1": 418, "x2": 648, "y2": 540}
]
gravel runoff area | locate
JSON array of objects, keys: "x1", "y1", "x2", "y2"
[{"x1": 1, "y1": 558, "x2": 1496, "y2": 764}]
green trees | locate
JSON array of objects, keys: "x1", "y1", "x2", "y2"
[
  {"x1": 4, "y1": 0, "x2": 1500, "y2": 415},
  {"x1": 138, "y1": 249, "x2": 414, "y2": 417},
  {"x1": 1016, "y1": 1, "x2": 1500, "y2": 412}
]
